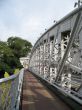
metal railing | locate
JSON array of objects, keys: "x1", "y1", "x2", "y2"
[{"x1": 0, "y1": 68, "x2": 24, "y2": 110}]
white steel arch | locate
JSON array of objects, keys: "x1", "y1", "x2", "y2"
[{"x1": 29, "y1": 6, "x2": 82, "y2": 104}]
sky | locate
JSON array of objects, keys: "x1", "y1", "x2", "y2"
[{"x1": 0, "y1": 0, "x2": 77, "y2": 45}]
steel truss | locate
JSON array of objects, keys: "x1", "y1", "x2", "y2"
[{"x1": 29, "y1": 6, "x2": 82, "y2": 104}]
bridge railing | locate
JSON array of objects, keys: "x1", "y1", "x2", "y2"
[{"x1": 0, "y1": 68, "x2": 24, "y2": 110}]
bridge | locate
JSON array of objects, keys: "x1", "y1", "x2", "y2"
[{"x1": 0, "y1": 3, "x2": 82, "y2": 110}]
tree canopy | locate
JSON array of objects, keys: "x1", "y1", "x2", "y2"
[{"x1": 0, "y1": 37, "x2": 32, "y2": 78}]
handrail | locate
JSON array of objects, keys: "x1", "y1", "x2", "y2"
[
  {"x1": 0, "y1": 68, "x2": 24, "y2": 110},
  {"x1": 0, "y1": 73, "x2": 19, "y2": 83}
]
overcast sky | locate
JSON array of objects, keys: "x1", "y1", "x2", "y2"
[{"x1": 0, "y1": 0, "x2": 77, "y2": 45}]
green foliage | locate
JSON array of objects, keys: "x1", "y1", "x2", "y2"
[
  {"x1": 4, "y1": 72, "x2": 10, "y2": 78},
  {"x1": 0, "y1": 41, "x2": 13, "y2": 57},
  {"x1": 7, "y1": 37, "x2": 32, "y2": 58},
  {"x1": 0, "y1": 41, "x2": 14, "y2": 74},
  {"x1": 0, "y1": 36, "x2": 32, "y2": 78},
  {"x1": 14, "y1": 68, "x2": 19, "y2": 74}
]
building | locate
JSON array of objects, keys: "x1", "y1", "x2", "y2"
[{"x1": 20, "y1": 53, "x2": 31, "y2": 69}]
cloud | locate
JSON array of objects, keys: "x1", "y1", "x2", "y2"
[{"x1": 0, "y1": 0, "x2": 77, "y2": 45}]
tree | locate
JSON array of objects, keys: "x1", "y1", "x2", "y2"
[
  {"x1": 7, "y1": 37, "x2": 32, "y2": 58},
  {"x1": 0, "y1": 41, "x2": 14, "y2": 77},
  {"x1": 0, "y1": 37, "x2": 32, "y2": 78}
]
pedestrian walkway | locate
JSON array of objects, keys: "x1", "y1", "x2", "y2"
[{"x1": 21, "y1": 71, "x2": 71, "y2": 110}]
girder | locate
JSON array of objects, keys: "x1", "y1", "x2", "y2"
[{"x1": 29, "y1": 6, "x2": 82, "y2": 105}]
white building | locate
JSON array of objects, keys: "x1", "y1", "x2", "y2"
[{"x1": 20, "y1": 53, "x2": 31, "y2": 69}]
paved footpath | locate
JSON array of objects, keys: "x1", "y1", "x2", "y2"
[{"x1": 21, "y1": 71, "x2": 72, "y2": 110}]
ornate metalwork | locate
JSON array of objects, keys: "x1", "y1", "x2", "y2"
[{"x1": 29, "y1": 6, "x2": 82, "y2": 105}]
